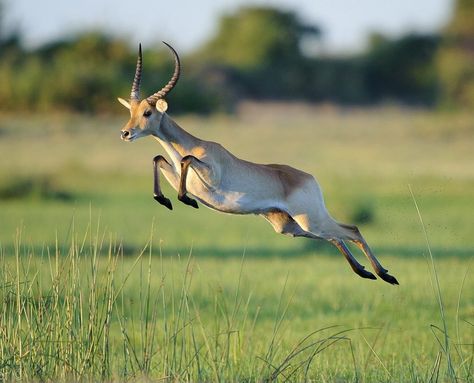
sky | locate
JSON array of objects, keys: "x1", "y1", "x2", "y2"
[{"x1": 4, "y1": 0, "x2": 453, "y2": 53}]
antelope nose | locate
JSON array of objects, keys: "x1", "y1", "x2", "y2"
[{"x1": 121, "y1": 130, "x2": 130, "y2": 139}]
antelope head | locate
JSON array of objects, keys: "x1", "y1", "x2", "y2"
[{"x1": 119, "y1": 42, "x2": 180, "y2": 142}]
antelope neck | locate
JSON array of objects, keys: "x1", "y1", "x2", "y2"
[{"x1": 153, "y1": 113, "x2": 202, "y2": 163}]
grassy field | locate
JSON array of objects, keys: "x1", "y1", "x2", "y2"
[{"x1": 0, "y1": 104, "x2": 473, "y2": 381}]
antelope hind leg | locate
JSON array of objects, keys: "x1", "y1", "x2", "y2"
[
  {"x1": 339, "y1": 223, "x2": 399, "y2": 285},
  {"x1": 352, "y1": 238, "x2": 399, "y2": 285},
  {"x1": 263, "y1": 210, "x2": 376, "y2": 281},
  {"x1": 329, "y1": 239, "x2": 377, "y2": 280}
]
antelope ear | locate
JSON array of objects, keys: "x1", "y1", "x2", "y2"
[
  {"x1": 156, "y1": 99, "x2": 168, "y2": 113},
  {"x1": 117, "y1": 97, "x2": 131, "y2": 109}
]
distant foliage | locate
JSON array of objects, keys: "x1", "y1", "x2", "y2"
[
  {"x1": 199, "y1": 7, "x2": 320, "y2": 71},
  {"x1": 364, "y1": 33, "x2": 440, "y2": 105},
  {"x1": 191, "y1": 7, "x2": 321, "y2": 105},
  {"x1": 0, "y1": 4, "x2": 469, "y2": 112},
  {"x1": 0, "y1": 175, "x2": 73, "y2": 201},
  {"x1": 193, "y1": 7, "x2": 441, "y2": 106},
  {"x1": 0, "y1": 32, "x2": 219, "y2": 114},
  {"x1": 195, "y1": 8, "x2": 441, "y2": 106},
  {"x1": 437, "y1": 0, "x2": 474, "y2": 109},
  {"x1": 350, "y1": 199, "x2": 376, "y2": 225}
]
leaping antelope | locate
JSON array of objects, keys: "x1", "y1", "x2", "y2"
[{"x1": 118, "y1": 43, "x2": 398, "y2": 285}]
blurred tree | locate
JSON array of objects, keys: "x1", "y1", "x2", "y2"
[
  {"x1": 201, "y1": 7, "x2": 320, "y2": 70},
  {"x1": 364, "y1": 32, "x2": 440, "y2": 105},
  {"x1": 0, "y1": 0, "x2": 21, "y2": 54},
  {"x1": 0, "y1": 3, "x2": 454, "y2": 113},
  {"x1": 437, "y1": 0, "x2": 474, "y2": 108},
  {"x1": 0, "y1": 0, "x2": 3, "y2": 41},
  {"x1": 0, "y1": 0, "x2": 24, "y2": 109},
  {"x1": 302, "y1": 57, "x2": 368, "y2": 104},
  {"x1": 194, "y1": 6, "x2": 439, "y2": 106},
  {"x1": 196, "y1": 6, "x2": 321, "y2": 100},
  {"x1": 0, "y1": 31, "x2": 219, "y2": 114}
]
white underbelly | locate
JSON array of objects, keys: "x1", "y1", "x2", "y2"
[{"x1": 187, "y1": 175, "x2": 281, "y2": 214}]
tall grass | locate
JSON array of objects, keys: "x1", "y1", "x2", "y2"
[
  {"x1": 1, "y1": 218, "x2": 473, "y2": 382},
  {"x1": 1, "y1": 221, "x2": 359, "y2": 382},
  {"x1": 410, "y1": 185, "x2": 473, "y2": 383},
  {"x1": 1, "y1": 224, "x2": 120, "y2": 381}
]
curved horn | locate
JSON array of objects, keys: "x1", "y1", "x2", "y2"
[
  {"x1": 146, "y1": 41, "x2": 181, "y2": 106},
  {"x1": 130, "y1": 43, "x2": 143, "y2": 101}
]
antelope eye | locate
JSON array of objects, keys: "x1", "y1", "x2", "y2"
[{"x1": 143, "y1": 109, "x2": 152, "y2": 117}]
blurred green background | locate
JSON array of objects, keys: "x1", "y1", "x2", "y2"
[{"x1": 0, "y1": 1, "x2": 473, "y2": 381}]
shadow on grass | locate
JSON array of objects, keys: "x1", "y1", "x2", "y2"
[
  {"x1": 113, "y1": 241, "x2": 474, "y2": 260},
  {"x1": 3, "y1": 240, "x2": 472, "y2": 260},
  {"x1": 0, "y1": 175, "x2": 75, "y2": 202}
]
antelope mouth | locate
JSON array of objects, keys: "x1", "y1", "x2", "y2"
[{"x1": 121, "y1": 131, "x2": 137, "y2": 141}]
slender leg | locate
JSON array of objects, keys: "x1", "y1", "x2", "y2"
[
  {"x1": 263, "y1": 209, "x2": 376, "y2": 281},
  {"x1": 352, "y1": 238, "x2": 399, "y2": 285},
  {"x1": 153, "y1": 155, "x2": 173, "y2": 210},
  {"x1": 177, "y1": 155, "x2": 202, "y2": 209},
  {"x1": 329, "y1": 239, "x2": 377, "y2": 280},
  {"x1": 338, "y1": 222, "x2": 398, "y2": 284}
]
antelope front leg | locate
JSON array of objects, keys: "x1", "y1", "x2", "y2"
[
  {"x1": 153, "y1": 155, "x2": 173, "y2": 210},
  {"x1": 177, "y1": 155, "x2": 209, "y2": 209}
]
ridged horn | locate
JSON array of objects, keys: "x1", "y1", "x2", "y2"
[
  {"x1": 146, "y1": 42, "x2": 181, "y2": 106},
  {"x1": 130, "y1": 43, "x2": 143, "y2": 101}
]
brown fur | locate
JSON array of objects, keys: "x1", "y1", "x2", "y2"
[{"x1": 266, "y1": 164, "x2": 309, "y2": 198}]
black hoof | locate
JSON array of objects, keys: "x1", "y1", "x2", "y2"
[
  {"x1": 178, "y1": 194, "x2": 199, "y2": 209},
  {"x1": 379, "y1": 272, "x2": 399, "y2": 285},
  {"x1": 359, "y1": 269, "x2": 377, "y2": 280},
  {"x1": 154, "y1": 194, "x2": 173, "y2": 210}
]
